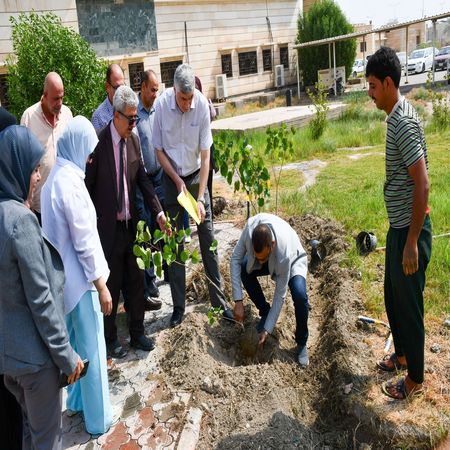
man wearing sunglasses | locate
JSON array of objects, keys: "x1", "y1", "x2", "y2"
[
  {"x1": 92, "y1": 64, "x2": 125, "y2": 133},
  {"x1": 86, "y1": 85, "x2": 166, "y2": 359}
]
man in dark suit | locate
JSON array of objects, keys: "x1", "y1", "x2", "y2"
[{"x1": 86, "y1": 85, "x2": 166, "y2": 359}]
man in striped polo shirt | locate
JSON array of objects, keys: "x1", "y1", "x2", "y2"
[{"x1": 366, "y1": 47, "x2": 432, "y2": 400}]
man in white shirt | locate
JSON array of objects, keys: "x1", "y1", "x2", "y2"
[
  {"x1": 152, "y1": 64, "x2": 232, "y2": 327},
  {"x1": 21, "y1": 72, "x2": 73, "y2": 220}
]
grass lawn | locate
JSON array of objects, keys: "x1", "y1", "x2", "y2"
[{"x1": 216, "y1": 93, "x2": 449, "y2": 320}]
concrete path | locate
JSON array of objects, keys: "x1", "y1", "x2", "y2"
[
  {"x1": 211, "y1": 102, "x2": 345, "y2": 132},
  {"x1": 62, "y1": 221, "x2": 242, "y2": 450}
]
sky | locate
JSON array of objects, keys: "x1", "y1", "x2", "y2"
[{"x1": 334, "y1": 0, "x2": 450, "y2": 27}]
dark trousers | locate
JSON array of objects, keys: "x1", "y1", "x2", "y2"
[
  {"x1": 105, "y1": 221, "x2": 145, "y2": 342},
  {"x1": 4, "y1": 367, "x2": 62, "y2": 450},
  {"x1": 384, "y1": 215, "x2": 432, "y2": 384},
  {"x1": 241, "y1": 258, "x2": 309, "y2": 347},
  {"x1": 162, "y1": 171, "x2": 227, "y2": 314},
  {"x1": 0, "y1": 375, "x2": 22, "y2": 450}
]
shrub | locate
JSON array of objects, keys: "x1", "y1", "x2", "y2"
[
  {"x1": 307, "y1": 81, "x2": 329, "y2": 140},
  {"x1": 6, "y1": 11, "x2": 108, "y2": 119}
]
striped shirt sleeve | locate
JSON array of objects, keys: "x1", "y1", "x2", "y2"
[{"x1": 396, "y1": 117, "x2": 424, "y2": 168}]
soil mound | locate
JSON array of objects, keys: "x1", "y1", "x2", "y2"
[{"x1": 160, "y1": 214, "x2": 449, "y2": 449}]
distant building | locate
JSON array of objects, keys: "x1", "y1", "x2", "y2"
[
  {"x1": 385, "y1": 22, "x2": 427, "y2": 52},
  {"x1": 0, "y1": 0, "x2": 302, "y2": 105},
  {"x1": 426, "y1": 18, "x2": 450, "y2": 46}
]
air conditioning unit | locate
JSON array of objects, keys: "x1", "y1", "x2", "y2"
[
  {"x1": 274, "y1": 64, "x2": 285, "y2": 88},
  {"x1": 215, "y1": 74, "x2": 228, "y2": 99}
]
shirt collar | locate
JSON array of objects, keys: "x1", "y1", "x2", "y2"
[
  {"x1": 138, "y1": 94, "x2": 155, "y2": 115},
  {"x1": 110, "y1": 120, "x2": 123, "y2": 146},
  {"x1": 386, "y1": 96, "x2": 403, "y2": 122}
]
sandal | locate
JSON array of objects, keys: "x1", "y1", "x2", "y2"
[
  {"x1": 381, "y1": 377, "x2": 423, "y2": 400},
  {"x1": 377, "y1": 353, "x2": 407, "y2": 372}
]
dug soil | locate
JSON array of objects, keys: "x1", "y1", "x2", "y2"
[{"x1": 159, "y1": 210, "x2": 449, "y2": 449}]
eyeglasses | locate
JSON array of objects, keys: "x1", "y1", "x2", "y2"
[
  {"x1": 118, "y1": 110, "x2": 140, "y2": 126},
  {"x1": 108, "y1": 81, "x2": 123, "y2": 91}
]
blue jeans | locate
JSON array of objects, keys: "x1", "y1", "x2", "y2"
[{"x1": 240, "y1": 257, "x2": 309, "y2": 347}]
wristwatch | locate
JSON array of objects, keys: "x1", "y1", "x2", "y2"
[{"x1": 197, "y1": 195, "x2": 205, "y2": 204}]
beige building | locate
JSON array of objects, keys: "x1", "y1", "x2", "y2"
[
  {"x1": 352, "y1": 21, "x2": 427, "y2": 61},
  {"x1": 0, "y1": 0, "x2": 302, "y2": 104},
  {"x1": 385, "y1": 22, "x2": 427, "y2": 52}
]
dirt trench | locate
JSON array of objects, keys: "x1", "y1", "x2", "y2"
[{"x1": 158, "y1": 213, "x2": 448, "y2": 449}]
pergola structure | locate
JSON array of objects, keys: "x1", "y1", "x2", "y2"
[{"x1": 293, "y1": 11, "x2": 450, "y2": 97}]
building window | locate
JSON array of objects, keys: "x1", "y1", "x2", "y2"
[
  {"x1": 360, "y1": 41, "x2": 367, "y2": 52},
  {"x1": 160, "y1": 60, "x2": 183, "y2": 88},
  {"x1": 221, "y1": 54, "x2": 233, "y2": 78},
  {"x1": 128, "y1": 62, "x2": 144, "y2": 92},
  {"x1": 238, "y1": 51, "x2": 258, "y2": 76},
  {"x1": 262, "y1": 49, "x2": 272, "y2": 72},
  {"x1": 0, "y1": 74, "x2": 9, "y2": 110},
  {"x1": 416, "y1": 34, "x2": 420, "y2": 45},
  {"x1": 280, "y1": 46, "x2": 289, "y2": 69}
]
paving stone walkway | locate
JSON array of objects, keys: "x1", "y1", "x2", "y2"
[{"x1": 61, "y1": 221, "x2": 241, "y2": 450}]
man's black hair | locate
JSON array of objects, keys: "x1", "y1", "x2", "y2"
[
  {"x1": 365, "y1": 46, "x2": 401, "y2": 88},
  {"x1": 252, "y1": 224, "x2": 272, "y2": 253}
]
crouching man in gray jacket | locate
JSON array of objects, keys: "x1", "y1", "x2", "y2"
[{"x1": 230, "y1": 213, "x2": 310, "y2": 367}]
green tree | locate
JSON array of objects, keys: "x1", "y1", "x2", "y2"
[
  {"x1": 296, "y1": 0, "x2": 356, "y2": 87},
  {"x1": 6, "y1": 11, "x2": 108, "y2": 119}
]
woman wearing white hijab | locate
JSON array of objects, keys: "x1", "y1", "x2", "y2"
[{"x1": 41, "y1": 116, "x2": 113, "y2": 436}]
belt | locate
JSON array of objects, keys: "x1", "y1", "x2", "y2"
[{"x1": 180, "y1": 168, "x2": 200, "y2": 182}]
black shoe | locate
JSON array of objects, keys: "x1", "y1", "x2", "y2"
[
  {"x1": 222, "y1": 308, "x2": 235, "y2": 322},
  {"x1": 130, "y1": 335, "x2": 155, "y2": 352},
  {"x1": 170, "y1": 310, "x2": 184, "y2": 328},
  {"x1": 106, "y1": 339, "x2": 128, "y2": 359},
  {"x1": 144, "y1": 296, "x2": 162, "y2": 311},
  {"x1": 147, "y1": 278, "x2": 160, "y2": 298}
]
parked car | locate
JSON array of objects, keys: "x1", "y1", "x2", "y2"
[
  {"x1": 351, "y1": 59, "x2": 365, "y2": 77},
  {"x1": 407, "y1": 47, "x2": 436, "y2": 74},
  {"x1": 434, "y1": 46, "x2": 450, "y2": 71}
]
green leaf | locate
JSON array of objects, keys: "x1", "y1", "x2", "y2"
[
  {"x1": 153, "y1": 229, "x2": 164, "y2": 244},
  {"x1": 136, "y1": 257, "x2": 146, "y2": 270},
  {"x1": 133, "y1": 244, "x2": 146, "y2": 258},
  {"x1": 152, "y1": 251, "x2": 162, "y2": 267},
  {"x1": 190, "y1": 249, "x2": 200, "y2": 264},
  {"x1": 180, "y1": 250, "x2": 189, "y2": 263},
  {"x1": 209, "y1": 239, "x2": 218, "y2": 253}
]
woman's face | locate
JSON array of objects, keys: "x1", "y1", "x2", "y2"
[{"x1": 25, "y1": 165, "x2": 41, "y2": 209}]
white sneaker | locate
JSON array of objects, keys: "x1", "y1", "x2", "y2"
[{"x1": 297, "y1": 345, "x2": 309, "y2": 367}]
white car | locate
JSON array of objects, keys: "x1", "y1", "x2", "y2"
[
  {"x1": 407, "y1": 47, "x2": 436, "y2": 74},
  {"x1": 351, "y1": 59, "x2": 365, "y2": 77}
]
